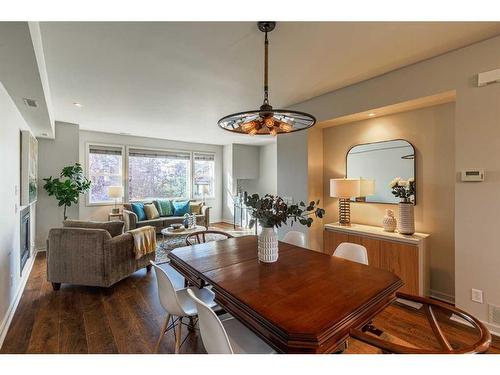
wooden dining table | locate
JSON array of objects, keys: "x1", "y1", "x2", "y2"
[{"x1": 168, "y1": 235, "x2": 403, "y2": 353}]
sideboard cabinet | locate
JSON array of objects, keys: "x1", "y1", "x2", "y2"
[{"x1": 324, "y1": 223, "x2": 429, "y2": 296}]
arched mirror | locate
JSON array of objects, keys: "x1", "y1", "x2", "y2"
[{"x1": 346, "y1": 139, "x2": 415, "y2": 204}]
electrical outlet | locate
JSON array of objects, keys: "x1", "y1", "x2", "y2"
[{"x1": 471, "y1": 288, "x2": 483, "y2": 303}]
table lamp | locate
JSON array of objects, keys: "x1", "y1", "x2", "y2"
[
  {"x1": 107, "y1": 186, "x2": 123, "y2": 214},
  {"x1": 330, "y1": 178, "x2": 361, "y2": 226}
]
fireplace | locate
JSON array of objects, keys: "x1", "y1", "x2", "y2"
[{"x1": 20, "y1": 206, "x2": 30, "y2": 276}]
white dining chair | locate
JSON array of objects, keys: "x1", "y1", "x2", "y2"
[
  {"x1": 282, "y1": 231, "x2": 307, "y2": 248},
  {"x1": 150, "y1": 261, "x2": 217, "y2": 353},
  {"x1": 186, "y1": 289, "x2": 275, "y2": 354},
  {"x1": 333, "y1": 242, "x2": 369, "y2": 265}
]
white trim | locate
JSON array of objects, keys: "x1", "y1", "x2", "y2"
[
  {"x1": 450, "y1": 314, "x2": 500, "y2": 338},
  {"x1": 429, "y1": 288, "x2": 455, "y2": 304},
  {"x1": 0, "y1": 247, "x2": 38, "y2": 350}
]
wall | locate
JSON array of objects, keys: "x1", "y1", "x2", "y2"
[
  {"x1": 320, "y1": 103, "x2": 455, "y2": 299},
  {"x1": 307, "y1": 126, "x2": 324, "y2": 252},
  {"x1": 0, "y1": 83, "x2": 36, "y2": 346},
  {"x1": 78, "y1": 130, "x2": 223, "y2": 223},
  {"x1": 222, "y1": 143, "x2": 278, "y2": 224},
  {"x1": 279, "y1": 35, "x2": 500, "y2": 331},
  {"x1": 36, "y1": 122, "x2": 80, "y2": 248},
  {"x1": 277, "y1": 131, "x2": 309, "y2": 241}
]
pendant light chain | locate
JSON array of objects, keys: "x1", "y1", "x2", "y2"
[{"x1": 264, "y1": 31, "x2": 269, "y2": 105}]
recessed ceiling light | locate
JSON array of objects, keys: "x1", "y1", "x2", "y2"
[
  {"x1": 368, "y1": 113, "x2": 376, "y2": 117},
  {"x1": 73, "y1": 102, "x2": 83, "y2": 108}
]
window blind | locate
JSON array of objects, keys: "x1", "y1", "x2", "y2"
[
  {"x1": 89, "y1": 145, "x2": 122, "y2": 155},
  {"x1": 194, "y1": 152, "x2": 215, "y2": 161},
  {"x1": 129, "y1": 148, "x2": 190, "y2": 160}
]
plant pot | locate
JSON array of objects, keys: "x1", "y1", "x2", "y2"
[
  {"x1": 258, "y1": 226, "x2": 278, "y2": 263},
  {"x1": 382, "y1": 209, "x2": 397, "y2": 232},
  {"x1": 398, "y1": 202, "x2": 415, "y2": 235}
]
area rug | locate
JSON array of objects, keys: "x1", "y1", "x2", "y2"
[{"x1": 155, "y1": 227, "x2": 253, "y2": 264}]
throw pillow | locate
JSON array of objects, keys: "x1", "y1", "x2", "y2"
[
  {"x1": 189, "y1": 201, "x2": 203, "y2": 215},
  {"x1": 172, "y1": 200, "x2": 190, "y2": 216},
  {"x1": 131, "y1": 202, "x2": 146, "y2": 221},
  {"x1": 154, "y1": 199, "x2": 173, "y2": 217},
  {"x1": 144, "y1": 203, "x2": 160, "y2": 220}
]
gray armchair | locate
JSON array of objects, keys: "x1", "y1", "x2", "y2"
[{"x1": 47, "y1": 220, "x2": 155, "y2": 290}]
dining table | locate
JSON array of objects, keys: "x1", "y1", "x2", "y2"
[{"x1": 168, "y1": 235, "x2": 403, "y2": 353}]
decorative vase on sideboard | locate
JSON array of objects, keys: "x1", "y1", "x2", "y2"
[
  {"x1": 398, "y1": 202, "x2": 415, "y2": 235},
  {"x1": 258, "y1": 226, "x2": 279, "y2": 263},
  {"x1": 382, "y1": 209, "x2": 397, "y2": 232}
]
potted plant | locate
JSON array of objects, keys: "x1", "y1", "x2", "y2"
[
  {"x1": 389, "y1": 177, "x2": 415, "y2": 234},
  {"x1": 244, "y1": 192, "x2": 325, "y2": 263},
  {"x1": 43, "y1": 163, "x2": 91, "y2": 220}
]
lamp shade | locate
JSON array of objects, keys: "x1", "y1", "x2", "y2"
[
  {"x1": 107, "y1": 186, "x2": 123, "y2": 199},
  {"x1": 359, "y1": 179, "x2": 375, "y2": 197},
  {"x1": 330, "y1": 178, "x2": 361, "y2": 198}
]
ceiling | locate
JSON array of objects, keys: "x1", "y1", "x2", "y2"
[{"x1": 36, "y1": 22, "x2": 500, "y2": 145}]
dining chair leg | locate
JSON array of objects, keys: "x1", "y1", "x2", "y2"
[
  {"x1": 154, "y1": 313, "x2": 171, "y2": 353},
  {"x1": 175, "y1": 317, "x2": 183, "y2": 354}
]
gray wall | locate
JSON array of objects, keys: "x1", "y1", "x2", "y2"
[
  {"x1": 278, "y1": 35, "x2": 500, "y2": 332},
  {"x1": 277, "y1": 132, "x2": 309, "y2": 240},
  {"x1": 0, "y1": 83, "x2": 36, "y2": 345},
  {"x1": 36, "y1": 122, "x2": 80, "y2": 248}
]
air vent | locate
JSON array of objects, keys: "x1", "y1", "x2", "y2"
[
  {"x1": 22, "y1": 98, "x2": 38, "y2": 108},
  {"x1": 489, "y1": 303, "x2": 500, "y2": 325}
]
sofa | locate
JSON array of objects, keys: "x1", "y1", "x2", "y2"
[
  {"x1": 47, "y1": 220, "x2": 155, "y2": 290},
  {"x1": 122, "y1": 200, "x2": 210, "y2": 233}
]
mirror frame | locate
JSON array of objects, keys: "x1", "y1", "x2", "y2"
[{"x1": 345, "y1": 138, "x2": 416, "y2": 205}]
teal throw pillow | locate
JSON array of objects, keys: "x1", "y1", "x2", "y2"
[
  {"x1": 131, "y1": 202, "x2": 146, "y2": 221},
  {"x1": 155, "y1": 199, "x2": 173, "y2": 217},
  {"x1": 172, "y1": 200, "x2": 190, "y2": 216}
]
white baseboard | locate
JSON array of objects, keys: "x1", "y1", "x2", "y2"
[
  {"x1": 428, "y1": 288, "x2": 455, "y2": 304},
  {"x1": 450, "y1": 314, "x2": 500, "y2": 337},
  {"x1": 0, "y1": 248, "x2": 38, "y2": 349},
  {"x1": 481, "y1": 320, "x2": 500, "y2": 337}
]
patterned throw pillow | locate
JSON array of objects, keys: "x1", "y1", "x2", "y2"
[
  {"x1": 131, "y1": 202, "x2": 146, "y2": 221},
  {"x1": 172, "y1": 200, "x2": 190, "y2": 216},
  {"x1": 144, "y1": 203, "x2": 160, "y2": 220},
  {"x1": 154, "y1": 199, "x2": 173, "y2": 217}
]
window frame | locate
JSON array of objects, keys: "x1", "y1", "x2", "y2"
[
  {"x1": 127, "y1": 145, "x2": 192, "y2": 202},
  {"x1": 85, "y1": 142, "x2": 126, "y2": 206},
  {"x1": 192, "y1": 152, "x2": 216, "y2": 200}
]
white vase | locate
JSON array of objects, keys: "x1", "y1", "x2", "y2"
[
  {"x1": 258, "y1": 226, "x2": 278, "y2": 263},
  {"x1": 383, "y1": 209, "x2": 397, "y2": 232},
  {"x1": 398, "y1": 202, "x2": 415, "y2": 235}
]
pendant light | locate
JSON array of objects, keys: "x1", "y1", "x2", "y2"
[{"x1": 218, "y1": 22, "x2": 316, "y2": 136}]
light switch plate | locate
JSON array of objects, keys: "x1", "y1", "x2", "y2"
[{"x1": 471, "y1": 288, "x2": 483, "y2": 303}]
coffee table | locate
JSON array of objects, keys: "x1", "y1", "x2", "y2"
[{"x1": 161, "y1": 225, "x2": 205, "y2": 243}]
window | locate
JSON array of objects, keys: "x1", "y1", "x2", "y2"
[
  {"x1": 88, "y1": 145, "x2": 123, "y2": 204},
  {"x1": 193, "y1": 152, "x2": 215, "y2": 199},
  {"x1": 128, "y1": 148, "x2": 191, "y2": 200}
]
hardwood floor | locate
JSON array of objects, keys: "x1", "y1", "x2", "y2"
[{"x1": 2, "y1": 223, "x2": 499, "y2": 354}]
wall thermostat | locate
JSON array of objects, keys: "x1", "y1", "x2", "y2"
[{"x1": 461, "y1": 170, "x2": 485, "y2": 182}]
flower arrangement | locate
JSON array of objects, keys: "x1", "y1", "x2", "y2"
[
  {"x1": 243, "y1": 192, "x2": 325, "y2": 229},
  {"x1": 389, "y1": 177, "x2": 415, "y2": 203}
]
